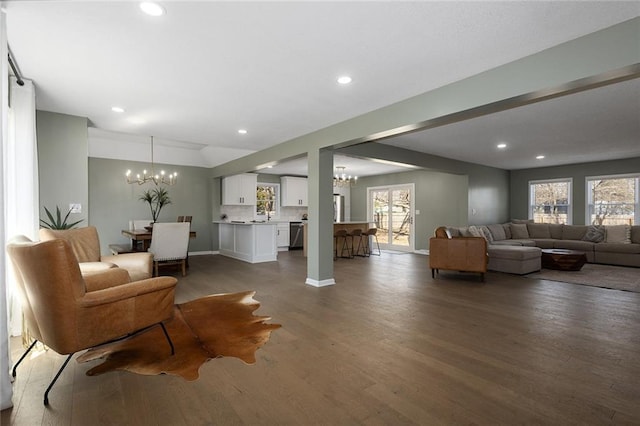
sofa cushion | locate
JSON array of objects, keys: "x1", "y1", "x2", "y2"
[
  {"x1": 562, "y1": 225, "x2": 588, "y2": 240},
  {"x1": 531, "y1": 239, "x2": 555, "y2": 249},
  {"x1": 594, "y1": 243, "x2": 640, "y2": 254},
  {"x1": 527, "y1": 223, "x2": 551, "y2": 239},
  {"x1": 502, "y1": 223, "x2": 512, "y2": 239},
  {"x1": 447, "y1": 227, "x2": 462, "y2": 237},
  {"x1": 548, "y1": 224, "x2": 563, "y2": 239},
  {"x1": 553, "y1": 240, "x2": 594, "y2": 252},
  {"x1": 605, "y1": 225, "x2": 631, "y2": 244},
  {"x1": 512, "y1": 219, "x2": 534, "y2": 224},
  {"x1": 488, "y1": 245, "x2": 541, "y2": 260},
  {"x1": 631, "y1": 226, "x2": 640, "y2": 244},
  {"x1": 510, "y1": 223, "x2": 529, "y2": 239},
  {"x1": 582, "y1": 225, "x2": 605, "y2": 243},
  {"x1": 487, "y1": 224, "x2": 506, "y2": 241}
]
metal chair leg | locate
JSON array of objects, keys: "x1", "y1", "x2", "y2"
[
  {"x1": 44, "y1": 354, "x2": 73, "y2": 405},
  {"x1": 159, "y1": 322, "x2": 175, "y2": 355},
  {"x1": 12, "y1": 339, "x2": 38, "y2": 377}
]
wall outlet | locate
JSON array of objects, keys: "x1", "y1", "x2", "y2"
[
  {"x1": 69, "y1": 203, "x2": 82, "y2": 214},
  {"x1": 415, "y1": 209, "x2": 420, "y2": 215}
]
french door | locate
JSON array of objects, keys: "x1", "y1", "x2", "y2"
[{"x1": 367, "y1": 184, "x2": 414, "y2": 252}]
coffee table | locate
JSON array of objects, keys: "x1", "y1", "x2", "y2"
[{"x1": 541, "y1": 249, "x2": 587, "y2": 271}]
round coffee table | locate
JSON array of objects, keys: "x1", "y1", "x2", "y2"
[{"x1": 541, "y1": 249, "x2": 587, "y2": 271}]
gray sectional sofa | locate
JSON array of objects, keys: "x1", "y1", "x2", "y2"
[{"x1": 445, "y1": 222, "x2": 640, "y2": 274}]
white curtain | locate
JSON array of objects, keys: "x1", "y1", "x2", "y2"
[
  {"x1": 1, "y1": 8, "x2": 14, "y2": 411},
  {"x1": 1, "y1": 10, "x2": 40, "y2": 410},
  {"x1": 6, "y1": 77, "x2": 39, "y2": 336}
]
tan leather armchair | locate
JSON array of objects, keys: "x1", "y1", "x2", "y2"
[
  {"x1": 429, "y1": 230, "x2": 488, "y2": 281},
  {"x1": 7, "y1": 236, "x2": 178, "y2": 405},
  {"x1": 40, "y1": 226, "x2": 153, "y2": 281}
]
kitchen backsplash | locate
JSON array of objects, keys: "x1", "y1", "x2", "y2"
[{"x1": 219, "y1": 205, "x2": 308, "y2": 222}]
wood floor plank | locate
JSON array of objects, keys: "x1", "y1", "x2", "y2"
[{"x1": 3, "y1": 251, "x2": 640, "y2": 425}]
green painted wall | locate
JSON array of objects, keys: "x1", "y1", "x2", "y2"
[
  {"x1": 89, "y1": 157, "x2": 213, "y2": 255},
  {"x1": 340, "y1": 142, "x2": 510, "y2": 226},
  {"x1": 510, "y1": 157, "x2": 640, "y2": 224},
  {"x1": 351, "y1": 170, "x2": 468, "y2": 251},
  {"x1": 37, "y1": 111, "x2": 89, "y2": 227}
]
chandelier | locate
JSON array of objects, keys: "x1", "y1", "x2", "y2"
[
  {"x1": 126, "y1": 136, "x2": 178, "y2": 185},
  {"x1": 333, "y1": 166, "x2": 357, "y2": 187}
]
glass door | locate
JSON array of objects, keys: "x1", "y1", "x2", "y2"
[{"x1": 368, "y1": 184, "x2": 414, "y2": 252}]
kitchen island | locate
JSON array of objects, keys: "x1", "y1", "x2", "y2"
[{"x1": 215, "y1": 221, "x2": 278, "y2": 263}]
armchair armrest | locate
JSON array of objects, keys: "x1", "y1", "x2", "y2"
[
  {"x1": 429, "y1": 237, "x2": 488, "y2": 274},
  {"x1": 80, "y1": 276, "x2": 177, "y2": 307},
  {"x1": 102, "y1": 252, "x2": 153, "y2": 281},
  {"x1": 84, "y1": 268, "x2": 131, "y2": 292}
]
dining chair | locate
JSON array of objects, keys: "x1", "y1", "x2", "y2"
[{"x1": 148, "y1": 222, "x2": 191, "y2": 276}]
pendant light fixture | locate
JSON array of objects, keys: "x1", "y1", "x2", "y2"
[{"x1": 125, "y1": 136, "x2": 178, "y2": 186}]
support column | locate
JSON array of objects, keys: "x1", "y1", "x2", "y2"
[{"x1": 305, "y1": 148, "x2": 335, "y2": 287}]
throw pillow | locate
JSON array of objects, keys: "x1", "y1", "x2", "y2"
[
  {"x1": 582, "y1": 225, "x2": 605, "y2": 243},
  {"x1": 467, "y1": 225, "x2": 484, "y2": 238},
  {"x1": 605, "y1": 225, "x2": 631, "y2": 244},
  {"x1": 480, "y1": 226, "x2": 494, "y2": 243},
  {"x1": 510, "y1": 223, "x2": 530, "y2": 239}
]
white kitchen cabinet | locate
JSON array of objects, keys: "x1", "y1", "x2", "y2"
[
  {"x1": 281, "y1": 176, "x2": 307, "y2": 206},
  {"x1": 217, "y1": 222, "x2": 277, "y2": 263},
  {"x1": 276, "y1": 223, "x2": 290, "y2": 250},
  {"x1": 222, "y1": 173, "x2": 257, "y2": 205}
]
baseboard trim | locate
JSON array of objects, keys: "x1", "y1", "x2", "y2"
[
  {"x1": 188, "y1": 250, "x2": 218, "y2": 256},
  {"x1": 414, "y1": 249, "x2": 429, "y2": 255},
  {"x1": 305, "y1": 277, "x2": 336, "y2": 287}
]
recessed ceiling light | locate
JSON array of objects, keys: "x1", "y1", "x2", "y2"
[
  {"x1": 140, "y1": 2, "x2": 165, "y2": 17},
  {"x1": 337, "y1": 76, "x2": 352, "y2": 85},
  {"x1": 111, "y1": 106, "x2": 125, "y2": 113},
  {"x1": 536, "y1": 155, "x2": 545, "y2": 160},
  {"x1": 238, "y1": 129, "x2": 247, "y2": 135},
  {"x1": 497, "y1": 143, "x2": 507, "y2": 149}
]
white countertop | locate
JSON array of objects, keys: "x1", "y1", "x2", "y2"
[{"x1": 214, "y1": 221, "x2": 277, "y2": 225}]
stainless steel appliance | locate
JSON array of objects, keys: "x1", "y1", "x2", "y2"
[
  {"x1": 333, "y1": 194, "x2": 345, "y2": 223},
  {"x1": 290, "y1": 221, "x2": 304, "y2": 250}
]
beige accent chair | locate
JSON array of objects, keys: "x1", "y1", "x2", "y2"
[
  {"x1": 148, "y1": 222, "x2": 191, "y2": 276},
  {"x1": 40, "y1": 226, "x2": 153, "y2": 281},
  {"x1": 7, "y1": 236, "x2": 177, "y2": 405},
  {"x1": 429, "y1": 230, "x2": 488, "y2": 281}
]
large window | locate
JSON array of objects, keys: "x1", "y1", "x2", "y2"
[
  {"x1": 586, "y1": 174, "x2": 639, "y2": 225},
  {"x1": 256, "y1": 183, "x2": 279, "y2": 219},
  {"x1": 529, "y1": 178, "x2": 572, "y2": 224}
]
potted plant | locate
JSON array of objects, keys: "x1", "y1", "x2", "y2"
[
  {"x1": 139, "y1": 186, "x2": 172, "y2": 225},
  {"x1": 40, "y1": 206, "x2": 84, "y2": 229}
]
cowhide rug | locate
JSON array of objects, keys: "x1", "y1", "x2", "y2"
[{"x1": 77, "y1": 291, "x2": 281, "y2": 380}]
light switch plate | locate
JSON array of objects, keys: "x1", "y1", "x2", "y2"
[{"x1": 69, "y1": 203, "x2": 82, "y2": 214}]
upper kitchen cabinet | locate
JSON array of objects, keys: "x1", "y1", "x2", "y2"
[
  {"x1": 222, "y1": 173, "x2": 258, "y2": 205},
  {"x1": 281, "y1": 176, "x2": 307, "y2": 206}
]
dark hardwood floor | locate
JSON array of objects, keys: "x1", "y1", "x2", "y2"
[{"x1": 3, "y1": 251, "x2": 640, "y2": 425}]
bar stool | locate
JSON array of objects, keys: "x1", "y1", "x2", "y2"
[
  {"x1": 348, "y1": 228, "x2": 366, "y2": 257},
  {"x1": 334, "y1": 229, "x2": 352, "y2": 259},
  {"x1": 363, "y1": 228, "x2": 381, "y2": 256}
]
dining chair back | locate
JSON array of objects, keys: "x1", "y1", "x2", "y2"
[{"x1": 148, "y1": 222, "x2": 191, "y2": 276}]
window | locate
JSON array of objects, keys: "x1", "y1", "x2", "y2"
[
  {"x1": 529, "y1": 178, "x2": 572, "y2": 224},
  {"x1": 256, "y1": 183, "x2": 279, "y2": 219},
  {"x1": 586, "y1": 174, "x2": 639, "y2": 225}
]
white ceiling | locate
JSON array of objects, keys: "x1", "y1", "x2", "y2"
[{"x1": 5, "y1": 1, "x2": 640, "y2": 175}]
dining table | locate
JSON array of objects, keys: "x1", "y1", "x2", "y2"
[{"x1": 121, "y1": 228, "x2": 197, "y2": 252}]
